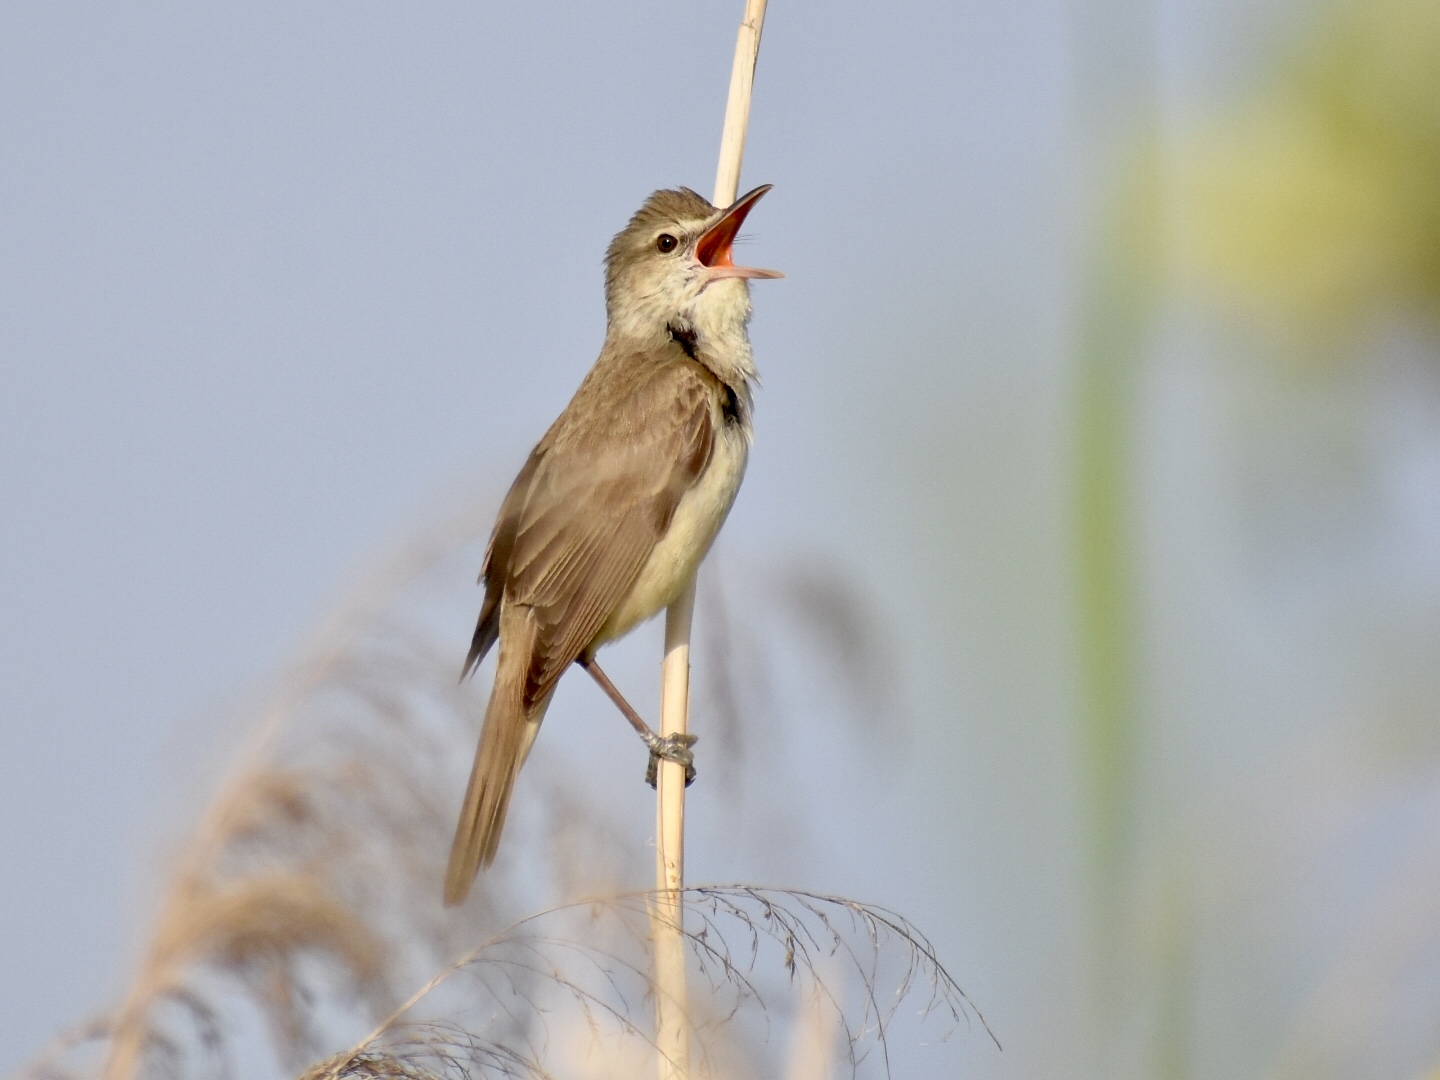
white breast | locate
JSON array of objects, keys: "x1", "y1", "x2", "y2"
[{"x1": 598, "y1": 414, "x2": 748, "y2": 643}]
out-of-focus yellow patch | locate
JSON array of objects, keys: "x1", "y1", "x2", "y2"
[
  {"x1": 1122, "y1": 0, "x2": 1440, "y2": 334},
  {"x1": 1170, "y1": 102, "x2": 1401, "y2": 323}
]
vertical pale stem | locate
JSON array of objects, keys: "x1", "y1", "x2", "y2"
[
  {"x1": 656, "y1": 583, "x2": 697, "y2": 895},
  {"x1": 713, "y1": 0, "x2": 770, "y2": 208},
  {"x1": 653, "y1": 3, "x2": 769, "y2": 1078},
  {"x1": 653, "y1": 585, "x2": 695, "y2": 1080}
]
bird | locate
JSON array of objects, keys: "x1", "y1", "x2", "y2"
[{"x1": 444, "y1": 184, "x2": 781, "y2": 906}]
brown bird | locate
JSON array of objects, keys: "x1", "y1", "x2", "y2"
[{"x1": 445, "y1": 184, "x2": 781, "y2": 905}]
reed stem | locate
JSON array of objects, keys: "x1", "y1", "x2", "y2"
[{"x1": 653, "y1": 3, "x2": 769, "y2": 1077}]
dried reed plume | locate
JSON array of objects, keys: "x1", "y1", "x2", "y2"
[
  {"x1": 11, "y1": 501, "x2": 986, "y2": 1080},
  {"x1": 301, "y1": 887, "x2": 995, "y2": 1080}
]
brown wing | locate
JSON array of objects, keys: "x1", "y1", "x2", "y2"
[
  {"x1": 504, "y1": 357, "x2": 716, "y2": 709},
  {"x1": 461, "y1": 449, "x2": 543, "y2": 679}
]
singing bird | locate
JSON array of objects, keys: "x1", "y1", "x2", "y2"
[{"x1": 445, "y1": 185, "x2": 781, "y2": 905}]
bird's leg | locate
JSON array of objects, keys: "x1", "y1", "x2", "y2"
[{"x1": 578, "y1": 656, "x2": 696, "y2": 787}]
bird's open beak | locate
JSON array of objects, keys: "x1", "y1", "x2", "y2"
[{"x1": 696, "y1": 184, "x2": 784, "y2": 281}]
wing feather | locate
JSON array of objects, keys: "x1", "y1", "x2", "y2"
[
  {"x1": 504, "y1": 357, "x2": 716, "y2": 707},
  {"x1": 462, "y1": 449, "x2": 544, "y2": 679}
]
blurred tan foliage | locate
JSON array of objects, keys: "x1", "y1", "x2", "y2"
[{"x1": 11, "y1": 501, "x2": 960, "y2": 1080}]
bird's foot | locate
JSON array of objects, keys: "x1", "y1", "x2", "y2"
[{"x1": 644, "y1": 732, "x2": 698, "y2": 789}]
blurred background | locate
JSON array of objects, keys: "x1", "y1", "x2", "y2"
[{"x1": 3, "y1": 0, "x2": 1440, "y2": 1077}]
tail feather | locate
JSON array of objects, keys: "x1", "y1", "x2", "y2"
[{"x1": 445, "y1": 612, "x2": 540, "y2": 906}]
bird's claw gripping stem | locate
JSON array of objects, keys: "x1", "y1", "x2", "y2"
[{"x1": 644, "y1": 731, "x2": 698, "y2": 789}]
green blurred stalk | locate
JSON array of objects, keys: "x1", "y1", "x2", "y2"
[
  {"x1": 1074, "y1": 143, "x2": 1194, "y2": 1080},
  {"x1": 1074, "y1": 181, "x2": 1155, "y2": 925}
]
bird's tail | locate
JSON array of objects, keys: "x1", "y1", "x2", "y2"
[{"x1": 444, "y1": 611, "x2": 543, "y2": 906}]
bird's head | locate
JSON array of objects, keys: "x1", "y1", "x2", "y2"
[{"x1": 603, "y1": 185, "x2": 781, "y2": 347}]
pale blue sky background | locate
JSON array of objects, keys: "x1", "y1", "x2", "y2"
[
  {"x1": 0, "y1": 2, "x2": 1071, "y2": 1073},
  {"x1": 11, "y1": 3, "x2": 1437, "y2": 1079}
]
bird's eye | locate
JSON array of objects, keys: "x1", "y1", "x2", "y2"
[{"x1": 656, "y1": 233, "x2": 679, "y2": 254}]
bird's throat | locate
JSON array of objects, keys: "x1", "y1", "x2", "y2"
[{"x1": 686, "y1": 279, "x2": 758, "y2": 389}]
